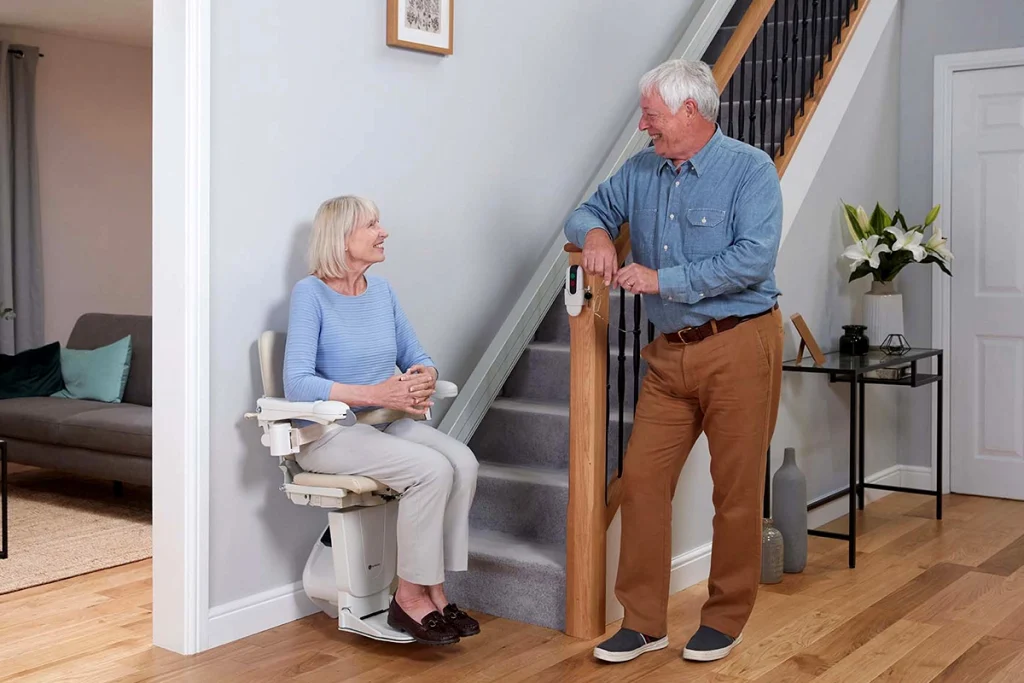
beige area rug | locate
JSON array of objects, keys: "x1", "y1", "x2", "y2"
[{"x1": 0, "y1": 466, "x2": 151, "y2": 594}]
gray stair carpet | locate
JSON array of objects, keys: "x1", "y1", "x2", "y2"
[{"x1": 447, "y1": 0, "x2": 819, "y2": 631}]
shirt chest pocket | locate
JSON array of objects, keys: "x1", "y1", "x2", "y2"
[{"x1": 682, "y1": 208, "x2": 730, "y2": 256}]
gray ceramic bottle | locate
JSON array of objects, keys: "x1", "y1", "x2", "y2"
[{"x1": 772, "y1": 447, "x2": 807, "y2": 573}]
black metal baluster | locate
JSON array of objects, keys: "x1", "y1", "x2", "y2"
[
  {"x1": 759, "y1": 20, "x2": 768, "y2": 153},
  {"x1": 790, "y1": 0, "x2": 801, "y2": 135},
  {"x1": 738, "y1": 52, "x2": 746, "y2": 141},
  {"x1": 801, "y1": 0, "x2": 811, "y2": 113},
  {"x1": 811, "y1": 0, "x2": 820, "y2": 87},
  {"x1": 819, "y1": 0, "x2": 827, "y2": 76},
  {"x1": 631, "y1": 294, "x2": 641, "y2": 428},
  {"x1": 727, "y1": 78, "x2": 735, "y2": 138},
  {"x1": 604, "y1": 309, "x2": 611, "y2": 499},
  {"x1": 617, "y1": 289, "x2": 626, "y2": 478},
  {"x1": 648, "y1": 321, "x2": 655, "y2": 345},
  {"x1": 770, "y1": 1, "x2": 780, "y2": 157},
  {"x1": 748, "y1": 33, "x2": 758, "y2": 146}
]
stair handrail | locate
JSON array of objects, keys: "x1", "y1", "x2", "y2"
[{"x1": 562, "y1": 0, "x2": 870, "y2": 640}]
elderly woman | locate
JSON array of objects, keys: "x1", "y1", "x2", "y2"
[{"x1": 283, "y1": 195, "x2": 480, "y2": 646}]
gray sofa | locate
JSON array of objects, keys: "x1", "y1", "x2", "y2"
[{"x1": 0, "y1": 313, "x2": 152, "y2": 486}]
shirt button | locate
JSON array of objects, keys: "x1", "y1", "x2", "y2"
[
  {"x1": 670, "y1": 213, "x2": 675, "y2": 220},
  {"x1": 663, "y1": 245, "x2": 668, "y2": 251},
  {"x1": 675, "y1": 181, "x2": 680, "y2": 187},
  {"x1": 699, "y1": 293, "x2": 705, "y2": 299}
]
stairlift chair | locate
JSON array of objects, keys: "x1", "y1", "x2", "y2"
[{"x1": 244, "y1": 331, "x2": 458, "y2": 643}]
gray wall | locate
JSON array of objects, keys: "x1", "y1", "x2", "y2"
[
  {"x1": 772, "y1": 7, "x2": 902, "y2": 501},
  {"x1": 899, "y1": 0, "x2": 1024, "y2": 468},
  {"x1": 207, "y1": 0, "x2": 697, "y2": 608}
]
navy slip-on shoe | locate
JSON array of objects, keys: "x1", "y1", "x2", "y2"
[
  {"x1": 593, "y1": 628, "x2": 668, "y2": 663},
  {"x1": 682, "y1": 625, "x2": 743, "y2": 662}
]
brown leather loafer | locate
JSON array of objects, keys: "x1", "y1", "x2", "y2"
[
  {"x1": 443, "y1": 603, "x2": 480, "y2": 637},
  {"x1": 387, "y1": 599, "x2": 460, "y2": 646}
]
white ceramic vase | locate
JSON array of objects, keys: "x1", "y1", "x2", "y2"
[{"x1": 863, "y1": 280, "x2": 903, "y2": 347}]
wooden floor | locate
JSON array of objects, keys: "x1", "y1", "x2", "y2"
[{"x1": 4, "y1": 492, "x2": 1024, "y2": 682}]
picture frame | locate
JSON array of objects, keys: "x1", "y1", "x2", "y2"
[
  {"x1": 790, "y1": 313, "x2": 826, "y2": 366},
  {"x1": 387, "y1": 0, "x2": 454, "y2": 56}
]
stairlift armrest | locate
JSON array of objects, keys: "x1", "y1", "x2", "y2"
[
  {"x1": 433, "y1": 380, "x2": 458, "y2": 399},
  {"x1": 254, "y1": 396, "x2": 357, "y2": 427}
]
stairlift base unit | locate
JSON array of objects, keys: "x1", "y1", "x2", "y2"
[{"x1": 302, "y1": 500, "x2": 414, "y2": 644}]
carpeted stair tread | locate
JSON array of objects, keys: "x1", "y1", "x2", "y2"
[
  {"x1": 472, "y1": 464, "x2": 568, "y2": 544},
  {"x1": 477, "y1": 462, "x2": 568, "y2": 488},
  {"x1": 445, "y1": 530, "x2": 566, "y2": 631},
  {"x1": 466, "y1": 528, "x2": 565, "y2": 568}
]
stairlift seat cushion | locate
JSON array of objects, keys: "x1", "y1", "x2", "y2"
[{"x1": 291, "y1": 471, "x2": 386, "y2": 494}]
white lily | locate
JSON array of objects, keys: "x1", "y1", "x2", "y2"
[
  {"x1": 843, "y1": 235, "x2": 891, "y2": 271},
  {"x1": 885, "y1": 226, "x2": 926, "y2": 262},
  {"x1": 924, "y1": 226, "x2": 954, "y2": 263}
]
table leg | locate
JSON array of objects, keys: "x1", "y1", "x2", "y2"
[
  {"x1": 1, "y1": 440, "x2": 6, "y2": 560},
  {"x1": 858, "y1": 379, "x2": 866, "y2": 511},
  {"x1": 937, "y1": 352, "x2": 943, "y2": 520},
  {"x1": 849, "y1": 376, "x2": 858, "y2": 568}
]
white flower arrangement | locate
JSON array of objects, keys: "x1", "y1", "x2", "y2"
[
  {"x1": 1, "y1": 304, "x2": 13, "y2": 320},
  {"x1": 841, "y1": 201, "x2": 953, "y2": 283}
]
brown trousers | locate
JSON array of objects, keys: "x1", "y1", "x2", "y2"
[{"x1": 616, "y1": 306, "x2": 783, "y2": 639}]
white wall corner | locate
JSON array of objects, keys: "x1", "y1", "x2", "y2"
[
  {"x1": 779, "y1": 0, "x2": 900, "y2": 246},
  {"x1": 151, "y1": 0, "x2": 212, "y2": 655},
  {"x1": 206, "y1": 582, "x2": 320, "y2": 651}
]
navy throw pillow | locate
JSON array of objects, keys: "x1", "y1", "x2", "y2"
[{"x1": 0, "y1": 341, "x2": 64, "y2": 399}]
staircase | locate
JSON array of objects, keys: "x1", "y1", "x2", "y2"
[
  {"x1": 445, "y1": 0, "x2": 861, "y2": 632},
  {"x1": 446, "y1": 291, "x2": 642, "y2": 630}
]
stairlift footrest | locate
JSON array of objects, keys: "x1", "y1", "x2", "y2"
[{"x1": 340, "y1": 611, "x2": 414, "y2": 643}]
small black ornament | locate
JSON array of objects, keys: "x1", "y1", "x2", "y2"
[{"x1": 880, "y1": 334, "x2": 911, "y2": 356}]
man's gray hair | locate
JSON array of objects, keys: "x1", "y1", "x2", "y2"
[{"x1": 639, "y1": 58, "x2": 720, "y2": 121}]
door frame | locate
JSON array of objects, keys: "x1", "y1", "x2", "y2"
[
  {"x1": 931, "y1": 46, "x2": 1024, "y2": 495},
  {"x1": 151, "y1": 0, "x2": 212, "y2": 655}
]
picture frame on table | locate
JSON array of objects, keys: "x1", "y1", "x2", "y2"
[
  {"x1": 387, "y1": 0, "x2": 454, "y2": 56},
  {"x1": 790, "y1": 313, "x2": 826, "y2": 366}
]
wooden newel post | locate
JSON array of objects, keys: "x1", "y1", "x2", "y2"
[{"x1": 565, "y1": 250, "x2": 609, "y2": 640}]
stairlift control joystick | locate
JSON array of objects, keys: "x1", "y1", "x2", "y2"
[{"x1": 565, "y1": 264, "x2": 591, "y2": 316}]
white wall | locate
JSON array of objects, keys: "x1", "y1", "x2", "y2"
[
  {"x1": 207, "y1": 0, "x2": 697, "y2": 611},
  {"x1": 898, "y1": 0, "x2": 1024, "y2": 469},
  {"x1": 0, "y1": 27, "x2": 152, "y2": 344}
]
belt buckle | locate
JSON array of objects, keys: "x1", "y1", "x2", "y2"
[{"x1": 676, "y1": 326, "x2": 696, "y2": 344}]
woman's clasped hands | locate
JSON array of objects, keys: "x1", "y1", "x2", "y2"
[{"x1": 373, "y1": 364, "x2": 437, "y2": 416}]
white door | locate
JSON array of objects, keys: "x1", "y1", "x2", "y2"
[{"x1": 950, "y1": 64, "x2": 1024, "y2": 500}]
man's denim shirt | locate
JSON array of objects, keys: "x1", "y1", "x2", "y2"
[{"x1": 565, "y1": 128, "x2": 783, "y2": 333}]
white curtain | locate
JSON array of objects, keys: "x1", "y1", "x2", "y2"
[{"x1": 0, "y1": 42, "x2": 42, "y2": 354}]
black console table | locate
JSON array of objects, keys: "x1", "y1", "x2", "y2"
[
  {"x1": 1, "y1": 439, "x2": 6, "y2": 559},
  {"x1": 763, "y1": 348, "x2": 944, "y2": 569}
]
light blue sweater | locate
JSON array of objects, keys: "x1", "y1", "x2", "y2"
[{"x1": 283, "y1": 275, "x2": 435, "y2": 405}]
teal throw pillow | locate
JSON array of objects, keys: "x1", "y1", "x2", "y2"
[{"x1": 52, "y1": 335, "x2": 133, "y2": 403}]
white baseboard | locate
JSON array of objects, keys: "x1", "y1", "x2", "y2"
[
  {"x1": 205, "y1": 581, "x2": 319, "y2": 650},
  {"x1": 807, "y1": 464, "x2": 902, "y2": 529},
  {"x1": 669, "y1": 542, "x2": 714, "y2": 594},
  {"x1": 900, "y1": 465, "x2": 933, "y2": 491}
]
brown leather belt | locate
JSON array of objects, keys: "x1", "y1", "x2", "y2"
[{"x1": 663, "y1": 303, "x2": 778, "y2": 345}]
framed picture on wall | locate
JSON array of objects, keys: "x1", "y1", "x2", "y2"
[{"x1": 387, "y1": 0, "x2": 454, "y2": 56}]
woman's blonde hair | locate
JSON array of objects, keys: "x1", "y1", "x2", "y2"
[{"x1": 308, "y1": 195, "x2": 379, "y2": 278}]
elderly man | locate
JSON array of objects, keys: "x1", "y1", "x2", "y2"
[{"x1": 564, "y1": 58, "x2": 783, "y2": 664}]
